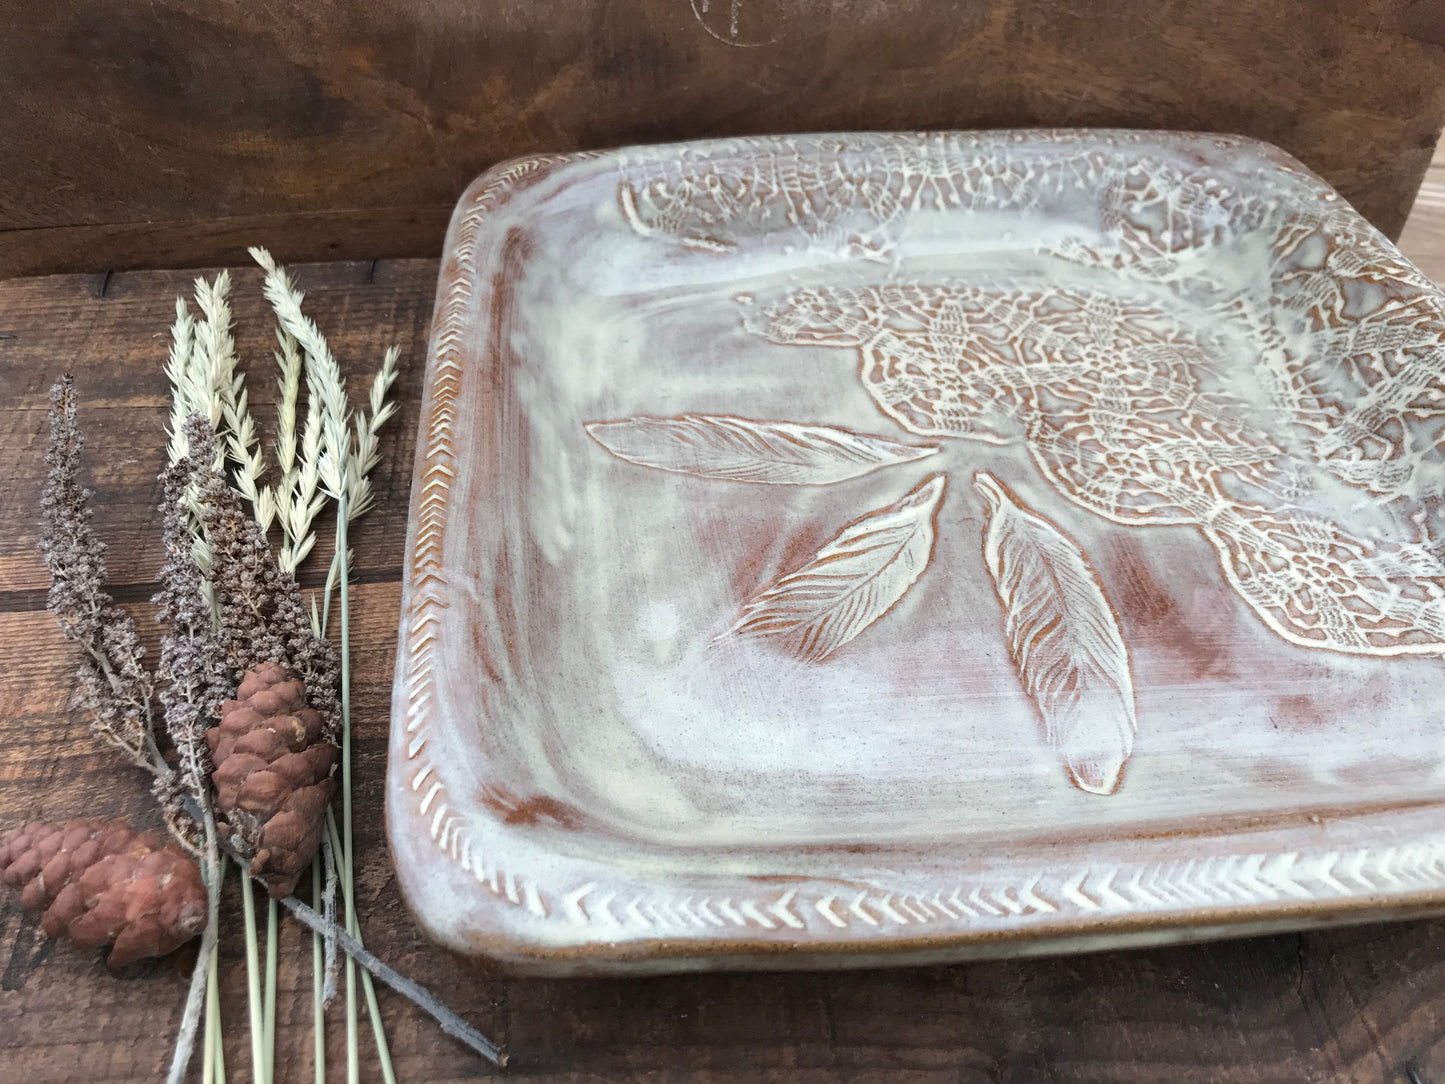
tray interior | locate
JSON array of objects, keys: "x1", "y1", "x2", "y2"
[{"x1": 453, "y1": 135, "x2": 1445, "y2": 852}]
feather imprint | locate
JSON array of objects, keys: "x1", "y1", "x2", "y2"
[
  {"x1": 586, "y1": 414, "x2": 937, "y2": 485},
  {"x1": 726, "y1": 473, "x2": 946, "y2": 660},
  {"x1": 974, "y1": 471, "x2": 1137, "y2": 795}
]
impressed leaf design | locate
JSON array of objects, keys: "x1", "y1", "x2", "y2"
[
  {"x1": 974, "y1": 471, "x2": 1137, "y2": 796},
  {"x1": 585, "y1": 414, "x2": 937, "y2": 485},
  {"x1": 726, "y1": 474, "x2": 946, "y2": 660}
]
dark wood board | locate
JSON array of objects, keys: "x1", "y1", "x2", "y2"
[
  {"x1": 4, "y1": 255, "x2": 1445, "y2": 1082},
  {"x1": 2, "y1": 0, "x2": 1444, "y2": 279}
]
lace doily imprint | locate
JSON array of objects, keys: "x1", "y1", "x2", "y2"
[
  {"x1": 620, "y1": 132, "x2": 1445, "y2": 658},
  {"x1": 744, "y1": 223, "x2": 1445, "y2": 660},
  {"x1": 616, "y1": 130, "x2": 1305, "y2": 271},
  {"x1": 595, "y1": 133, "x2": 1445, "y2": 799}
]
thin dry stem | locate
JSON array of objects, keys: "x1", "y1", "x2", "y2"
[{"x1": 272, "y1": 891, "x2": 504, "y2": 1067}]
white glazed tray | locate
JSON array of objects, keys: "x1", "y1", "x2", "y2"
[{"x1": 389, "y1": 130, "x2": 1445, "y2": 975}]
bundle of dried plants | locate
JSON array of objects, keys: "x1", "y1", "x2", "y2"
[{"x1": 5, "y1": 263, "x2": 501, "y2": 1084}]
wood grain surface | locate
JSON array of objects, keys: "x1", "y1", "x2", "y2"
[
  {"x1": 3, "y1": 187, "x2": 1445, "y2": 1080},
  {"x1": 1401, "y1": 149, "x2": 1445, "y2": 284},
  {"x1": 2, "y1": 0, "x2": 1443, "y2": 278}
]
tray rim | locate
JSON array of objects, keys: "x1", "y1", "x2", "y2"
[{"x1": 387, "y1": 128, "x2": 1445, "y2": 974}]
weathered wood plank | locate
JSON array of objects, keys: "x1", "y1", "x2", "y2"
[
  {"x1": 0, "y1": 208, "x2": 455, "y2": 283},
  {"x1": 1, "y1": 0, "x2": 1443, "y2": 278}
]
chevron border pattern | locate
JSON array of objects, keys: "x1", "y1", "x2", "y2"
[
  {"x1": 400, "y1": 153, "x2": 591, "y2": 922},
  {"x1": 541, "y1": 841, "x2": 1445, "y2": 936}
]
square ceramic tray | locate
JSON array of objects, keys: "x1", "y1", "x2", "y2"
[{"x1": 389, "y1": 130, "x2": 1445, "y2": 975}]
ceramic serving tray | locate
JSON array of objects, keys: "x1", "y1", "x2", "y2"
[{"x1": 389, "y1": 130, "x2": 1445, "y2": 976}]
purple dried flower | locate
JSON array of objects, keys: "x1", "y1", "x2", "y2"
[{"x1": 39, "y1": 376, "x2": 160, "y2": 772}]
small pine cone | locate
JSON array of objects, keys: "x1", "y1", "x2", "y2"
[
  {"x1": 208, "y1": 661, "x2": 338, "y2": 898},
  {"x1": 0, "y1": 818, "x2": 207, "y2": 966}
]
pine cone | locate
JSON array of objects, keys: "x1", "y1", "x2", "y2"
[
  {"x1": 208, "y1": 661, "x2": 337, "y2": 898},
  {"x1": 0, "y1": 818, "x2": 207, "y2": 966}
]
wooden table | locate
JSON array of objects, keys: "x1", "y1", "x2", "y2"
[
  {"x1": 4, "y1": 0, "x2": 1443, "y2": 278},
  {"x1": 3, "y1": 152, "x2": 1445, "y2": 1083}
]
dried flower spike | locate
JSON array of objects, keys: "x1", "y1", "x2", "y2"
[
  {"x1": 249, "y1": 246, "x2": 402, "y2": 534},
  {"x1": 40, "y1": 376, "x2": 161, "y2": 773},
  {"x1": 346, "y1": 345, "x2": 401, "y2": 521},
  {"x1": 155, "y1": 441, "x2": 232, "y2": 813},
  {"x1": 181, "y1": 415, "x2": 341, "y2": 737},
  {"x1": 249, "y1": 247, "x2": 351, "y2": 499},
  {"x1": 165, "y1": 273, "x2": 276, "y2": 533},
  {"x1": 272, "y1": 327, "x2": 327, "y2": 572},
  {"x1": 0, "y1": 818, "x2": 207, "y2": 966}
]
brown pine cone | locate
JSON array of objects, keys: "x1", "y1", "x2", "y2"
[
  {"x1": 208, "y1": 661, "x2": 338, "y2": 898},
  {"x1": 0, "y1": 818, "x2": 207, "y2": 966}
]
